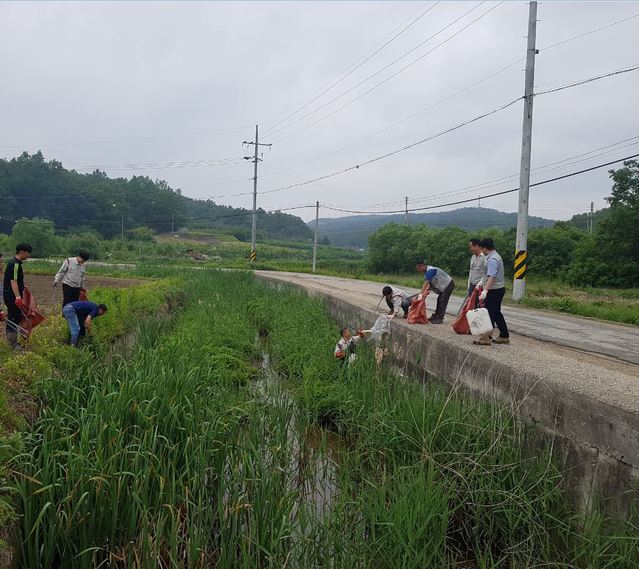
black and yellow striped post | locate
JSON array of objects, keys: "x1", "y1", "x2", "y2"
[
  {"x1": 249, "y1": 250, "x2": 257, "y2": 263},
  {"x1": 514, "y1": 249, "x2": 527, "y2": 280}
]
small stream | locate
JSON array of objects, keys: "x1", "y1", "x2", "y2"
[{"x1": 257, "y1": 343, "x2": 345, "y2": 520}]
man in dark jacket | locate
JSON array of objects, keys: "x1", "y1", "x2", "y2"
[
  {"x1": 62, "y1": 300, "x2": 108, "y2": 348},
  {"x1": 3, "y1": 243, "x2": 32, "y2": 350}
]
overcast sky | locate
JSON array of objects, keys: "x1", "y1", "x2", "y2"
[{"x1": 1, "y1": 1, "x2": 638, "y2": 222}]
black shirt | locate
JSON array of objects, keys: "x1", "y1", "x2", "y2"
[{"x1": 3, "y1": 257, "x2": 24, "y2": 302}]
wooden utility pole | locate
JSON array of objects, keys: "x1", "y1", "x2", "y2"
[
  {"x1": 312, "y1": 201, "x2": 319, "y2": 273},
  {"x1": 243, "y1": 125, "x2": 272, "y2": 263}
]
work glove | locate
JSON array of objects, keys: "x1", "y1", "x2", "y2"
[
  {"x1": 15, "y1": 298, "x2": 24, "y2": 308},
  {"x1": 356, "y1": 329, "x2": 365, "y2": 337},
  {"x1": 479, "y1": 290, "x2": 488, "y2": 302},
  {"x1": 335, "y1": 351, "x2": 346, "y2": 360},
  {"x1": 475, "y1": 282, "x2": 483, "y2": 290},
  {"x1": 52, "y1": 282, "x2": 58, "y2": 288}
]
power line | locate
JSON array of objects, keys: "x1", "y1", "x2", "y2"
[
  {"x1": 71, "y1": 156, "x2": 246, "y2": 171},
  {"x1": 261, "y1": 1, "x2": 433, "y2": 125},
  {"x1": 267, "y1": 11, "x2": 639, "y2": 174},
  {"x1": 332, "y1": 135, "x2": 639, "y2": 210},
  {"x1": 263, "y1": 2, "x2": 439, "y2": 133},
  {"x1": 277, "y1": 57, "x2": 525, "y2": 173},
  {"x1": 539, "y1": 12, "x2": 639, "y2": 52},
  {"x1": 535, "y1": 63, "x2": 639, "y2": 96},
  {"x1": 220, "y1": 62, "x2": 639, "y2": 200},
  {"x1": 322, "y1": 152, "x2": 639, "y2": 215},
  {"x1": 0, "y1": 124, "x2": 253, "y2": 150},
  {"x1": 233, "y1": 96, "x2": 522, "y2": 198},
  {"x1": 266, "y1": 2, "x2": 501, "y2": 141}
]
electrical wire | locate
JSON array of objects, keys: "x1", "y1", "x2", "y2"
[
  {"x1": 266, "y1": 2, "x2": 501, "y2": 141},
  {"x1": 71, "y1": 156, "x2": 247, "y2": 171},
  {"x1": 0, "y1": 124, "x2": 253, "y2": 150},
  {"x1": 325, "y1": 135, "x2": 639, "y2": 210},
  {"x1": 264, "y1": 2, "x2": 439, "y2": 132},
  {"x1": 322, "y1": 152, "x2": 639, "y2": 215},
  {"x1": 261, "y1": 1, "x2": 434, "y2": 125},
  {"x1": 539, "y1": 12, "x2": 639, "y2": 52},
  {"x1": 268, "y1": 11, "x2": 639, "y2": 174},
  {"x1": 535, "y1": 64, "x2": 639, "y2": 96}
]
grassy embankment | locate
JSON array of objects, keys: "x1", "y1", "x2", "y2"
[
  {"x1": 0, "y1": 276, "x2": 183, "y2": 559},
  {"x1": 6, "y1": 271, "x2": 637, "y2": 567}
]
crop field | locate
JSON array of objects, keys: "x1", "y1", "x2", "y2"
[{"x1": 1, "y1": 270, "x2": 636, "y2": 568}]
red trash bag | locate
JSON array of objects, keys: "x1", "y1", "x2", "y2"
[
  {"x1": 79, "y1": 288, "x2": 88, "y2": 301},
  {"x1": 19, "y1": 286, "x2": 46, "y2": 337},
  {"x1": 452, "y1": 288, "x2": 479, "y2": 334},
  {"x1": 407, "y1": 296, "x2": 428, "y2": 324}
]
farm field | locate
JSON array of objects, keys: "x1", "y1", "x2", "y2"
[{"x1": 2, "y1": 270, "x2": 637, "y2": 567}]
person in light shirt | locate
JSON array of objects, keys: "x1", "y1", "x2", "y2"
[
  {"x1": 53, "y1": 251, "x2": 90, "y2": 307},
  {"x1": 334, "y1": 327, "x2": 370, "y2": 363}
]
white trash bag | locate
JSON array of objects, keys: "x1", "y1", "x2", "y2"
[
  {"x1": 371, "y1": 314, "x2": 392, "y2": 344},
  {"x1": 466, "y1": 308, "x2": 493, "y2": 336}
]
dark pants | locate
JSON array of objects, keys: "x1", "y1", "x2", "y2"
[
  {"x1": 62, "y1": 284, "x2": 81, "y2": 307},
  {"x1": 4, "y1": 298, "x2": 22, "y2": 341},
  {"x1": 431, "y1": 280, "x2": 455, "y2": 322},
  {"x1": 485, "y1": 287, "x2": 509, "y2": 338}
]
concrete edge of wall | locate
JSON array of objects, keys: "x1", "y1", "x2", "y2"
[{"x1": 257, "y1": 274, "x2": 639, "y2": 517}]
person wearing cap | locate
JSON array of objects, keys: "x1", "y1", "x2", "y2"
[
  {"x1": 53, "y1": 251, "x2": 90, "y2": 307},
  {"x1": 415, "y1": 261, "x2": 456, "y2": 324}
]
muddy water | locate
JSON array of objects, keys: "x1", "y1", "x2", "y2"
[{"x1": 258, "y1": 348, "x2": 345, "y2": 519}]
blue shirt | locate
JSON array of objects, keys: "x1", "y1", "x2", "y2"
[
  {"x1": 423, "y1": 265, "x2": 452, "y2": 293},
  {"x1": 69, "y1": 301, "x2": 100, "y2": 321}
]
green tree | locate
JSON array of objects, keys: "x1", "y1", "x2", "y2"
[
  {"x1": 11, "y1": 217, "x2": 59, "y2": 257},
  {"x1": 569, "y1": 161, "x2": 639, "y2": 287}
]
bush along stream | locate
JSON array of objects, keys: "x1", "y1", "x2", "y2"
[{"x1": 7, "y1": 271, "x2": 639, "y2": 568}]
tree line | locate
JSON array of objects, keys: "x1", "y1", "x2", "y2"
[
  {"x1": 0, "y1": 152, "x2": 312, "y2": 241},
  {"x1": 367, "y1": 161, "x2": 639, "y2": 288}
]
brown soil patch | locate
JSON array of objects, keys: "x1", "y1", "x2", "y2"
[{"x1": 24, "y1": 274, "x2": 146, "y2": 314}]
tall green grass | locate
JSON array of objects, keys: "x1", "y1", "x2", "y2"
[
  {"x1": 8, "y1": 272, "x2": 638, "y2": 567},
  {"x1": 252, "y1": 280, "x2": 639, "y2": 568}
]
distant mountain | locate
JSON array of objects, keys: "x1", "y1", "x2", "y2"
[{"x1": 312, "y1": 207, "x2": 555, "y2": 249}]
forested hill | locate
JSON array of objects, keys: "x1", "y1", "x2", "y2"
[
  {"x1": 313, "y1": 207, "x2": 555, "y2": 248},
  {"x1": 0, "y1": 152, "x2": 312, "y2": 241}
]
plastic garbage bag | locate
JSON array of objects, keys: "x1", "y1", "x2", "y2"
[
  {"x1": 371, "y1": 314, "x2": 392, "y2": 344},
  {"x1": 466, "y1": 307, "x2": 493, "y2": 336},
  {"x1": 452, "y1": 288, "x2": 480, "y2": 334},
  {"x1": 407, "y1": 297, "x2": 428, "y2": 324}
]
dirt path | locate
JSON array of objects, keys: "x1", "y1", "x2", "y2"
[{"x1": 22, "y1": 274, "x2": 146, "y2": 314}]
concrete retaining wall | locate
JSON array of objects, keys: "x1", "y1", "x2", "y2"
[{"x1": 259, "y1": 275, "x2": 639, "y2": 517}]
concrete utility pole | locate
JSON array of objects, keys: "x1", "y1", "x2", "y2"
[
  {"x1": 513, "y1": 0, "x2": 538, "y2": 301},
  {"x1": 171, "y1": 211, "x2": 175, "y2": 234},
  {"x1": 243, "y1": 125, "x2": 272, "y2": 263},
  {"x1": 589, "y1": 201, "x2": 594, "y2": 235},
  {"x1": 121, "y1": 214, "x2": 124, "y2": 239},
  {"x1": 404, "y1": 196, "x2": 408, "y2": 224},
  {"x1": 312, "y1": 201, "x2": 320, "y2": 273}
]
